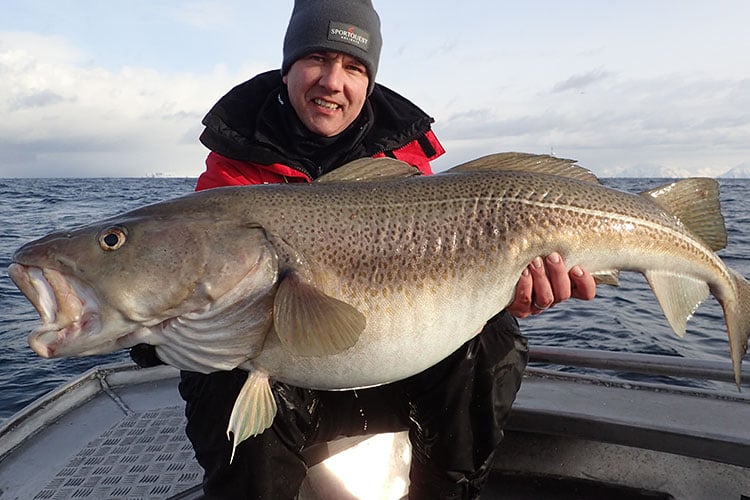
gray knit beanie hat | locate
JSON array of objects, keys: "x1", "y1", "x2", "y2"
[{"x1": 281, "y1": 0, "x2": 382, "y2": 95}]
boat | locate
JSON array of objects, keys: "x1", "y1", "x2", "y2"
[{"x1": 0, "y1": 347, "x2": 748, "y2": 500}]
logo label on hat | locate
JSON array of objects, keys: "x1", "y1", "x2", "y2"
[{"x1": 328, "y1": 21, "x2": 370, "y2": 52}]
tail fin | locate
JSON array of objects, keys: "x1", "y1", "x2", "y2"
[{"x1": 724, "y1": 269, "x2": 750, "y2": 389}]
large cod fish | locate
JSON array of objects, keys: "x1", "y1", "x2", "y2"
[{"x1": 9, "y1": 153, "x2": 750, "y2": 456}]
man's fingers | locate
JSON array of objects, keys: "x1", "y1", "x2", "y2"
[
  {"x1": 508, "y1": 254, "x2": 597, "y2": 320},
  {"x1": 544, "y1": 253, "x2": 571, "y2": 303},
  {"x1": 528, "y1": 256, "x2": 554, "y2": 311},
  {"x1": 507, "y1": 268, "x2": 534, "y2": 318},
  {"x1": 570, "y1": 265, "x2": 597, "y2": 300}
]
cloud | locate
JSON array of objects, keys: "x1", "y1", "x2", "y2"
[
  {"x1": 431, "y1": 70, "x2": 750, "y2": 176},
  {"x1": 0, "y1": 31, "x2": 84, "y2": 64},
  {"x1": 0, "y1": 30, "x2": 263, "y2": 177},
  {"x1": 2, "y1": 0, "x2": 749, "y2": 180},
  {"x1": 9, "y1": 89, "x2": 67, "y2": 110},
  {"x1": 551, "y1": 68, "x2": 612, "y2": 93}
]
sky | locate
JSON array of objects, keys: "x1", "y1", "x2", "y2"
[{"x1": 1, "y1": 0, "x2": 749, "y2": 178}]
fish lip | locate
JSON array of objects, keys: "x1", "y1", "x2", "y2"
[
  {"x1": 29, "y1": 326, "x2": 73, "y2": 358},
  {"x1": 9, "y1": 263, "x2": 100, "y2": 358}
]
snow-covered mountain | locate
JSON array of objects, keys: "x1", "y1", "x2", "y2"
[
  {"x1": 719, "y1": 162, "x2": 750, "y2": 178},
  {"x1": 595, "y1": 161, "x2": 750, "y2": 178},
  {"x1": 596, "y1": 163, "x2": 692, "y2": 178}
]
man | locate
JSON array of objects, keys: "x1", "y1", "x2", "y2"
[{"x1": 172, "y1": 1, "x2": 596, "y2": 498}]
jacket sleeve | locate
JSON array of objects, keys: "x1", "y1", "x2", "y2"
[
  {"x1": 196, "y1": 129, "x2": 446, "y2": 191},
  {"x1": 373, "y1": 130, "x2": 445, "y2": 175},
  {"x1": 195, "y1": 153, "x2": 311, "y2": 191}
]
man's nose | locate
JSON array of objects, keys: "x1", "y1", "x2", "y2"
[{"x1": 318, "y1": 61, "x2": 345, "y2": 92}]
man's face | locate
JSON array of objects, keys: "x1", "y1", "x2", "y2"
[{"x1": 283, "y1": 52, "x2": 369, "y2": 137}]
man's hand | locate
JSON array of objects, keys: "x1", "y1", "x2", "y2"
[{"x1": 507, "y1": 252, "x2": 596, "y2": 319}]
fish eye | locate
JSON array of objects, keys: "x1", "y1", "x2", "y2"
[{"x1": 98, "y1": 226, "x2": 128, "y2": 251}]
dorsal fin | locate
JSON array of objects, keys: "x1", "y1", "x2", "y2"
[
  {"x1": 316, "y1": 157, "x2": 421, "y2": 183},
  {"x1": 447, "y1": 152, "x2": 601, "y2": 184},
  {"x1": 642, "y1": 178, "x2": 727, "y2": 251}
]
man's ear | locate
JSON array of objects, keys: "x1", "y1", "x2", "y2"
[{"x1": 282, "y1": 74, "x2": 288, "y2": 85}]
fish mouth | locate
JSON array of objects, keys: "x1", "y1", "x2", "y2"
[{"x1": 8, "y1": 263, "x2": 101, "y2": 358}]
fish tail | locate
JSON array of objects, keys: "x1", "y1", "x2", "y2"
[
  {"x1": 226, "y1": 369, "x2": 277, "y2": 463},
  {"x1": 725, "y1": 269, "x2": 750, "y2": 390}
]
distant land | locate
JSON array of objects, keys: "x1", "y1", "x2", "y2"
[
  {"x1": 719, "y1": 163, "x2": 750, "y2": 178},
  {"x1": 597, "y1": 161, "x2": 750, "y2": 179}
]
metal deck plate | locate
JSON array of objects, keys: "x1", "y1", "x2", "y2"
[{"x1": 31, "y1": 406, "x2": 200, "y2": 500}]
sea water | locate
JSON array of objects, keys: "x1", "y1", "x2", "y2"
[{"x1": 1, "y1": 177, "x2": 748, "y2": 423}]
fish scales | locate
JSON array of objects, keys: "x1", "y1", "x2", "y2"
[
  {"x1": 233, "y1": 172, "x2": 734, "y2": 389},
  {"x1": 8, "y1": 153, "x2": 749, "y2": 451}
]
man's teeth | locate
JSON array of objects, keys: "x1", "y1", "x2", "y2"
[{"x1": 314, "y1": 98, "x2": 340, "y2": 110}]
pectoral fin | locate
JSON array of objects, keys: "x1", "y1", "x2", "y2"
[
  {"x1": 226, "y1": 370, "x2": 277, "y2": 463},
  {"x1": 274, "y1": 271, "x2": 366, "y2": 356},
  {"x1": 645, "y1": 270, "x2": 709, "y2": 337}
]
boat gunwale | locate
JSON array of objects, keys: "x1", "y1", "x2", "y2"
[{"x1": 1, "y1": 347, "x2": 747, "y2": 466}]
